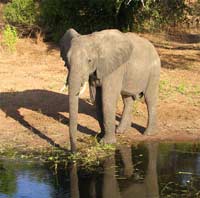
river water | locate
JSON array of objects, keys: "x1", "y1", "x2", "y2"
[{"x1": 1, "y1": 143, "x2": 200, "y2": 198}]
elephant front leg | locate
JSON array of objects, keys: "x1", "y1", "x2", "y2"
[
  {"x1": 101, "y1": 82, "x2": 120, "y2": 144},
  {"x1": 95, "y1": 87, "x2": 105, "y2": 139},
  {"x1": 116, "y1": 96, "x2": 133, "y2": 134}
]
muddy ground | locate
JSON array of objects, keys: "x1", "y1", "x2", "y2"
[{"x1": 0, "y1": 31, "x2": 200, "y2": 152}]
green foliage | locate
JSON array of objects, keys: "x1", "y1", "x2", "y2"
[
  {"x1": 2, "y1": 0, "x2": 190, "y2": 41},
  {"x1": 3, "y1": 0, "x2": 37, "y2": 26},
  {"x1": 75, "y1": 137, "x2": 116, "y2": 168},
  {"x1": 40, "y1": 0, "x2": 189, "y2": 41},
  {"x1": 40, "y1": 0, "x2": 117, "y2": 41},
  {"x1": 2, "y1": 24, "x2": 18, "y2": 51},
  {"x1": 189, "y1": 0, "x2": 200, "y2": 16},
  {"x1": 118, "y1": 0, "x2": 189, "y2": 32}
]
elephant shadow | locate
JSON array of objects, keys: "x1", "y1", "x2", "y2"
[
  {"x1": 0, "y1": 89, "x2": 97, "y2": 149},
  {"x1": 0, "y1": 89, "x2": 145, "y2": 148}
]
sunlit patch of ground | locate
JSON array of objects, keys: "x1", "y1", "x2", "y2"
[{"x1": 0, "y1": 30, "x2": 200, "y2": 153}]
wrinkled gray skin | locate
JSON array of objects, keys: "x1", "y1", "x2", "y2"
[
  {"x1": 60, "y1": 28, "x2": 160, "y2": 152},
  {"x1": 60, "y1": 29, "x2": 96, "y2": 102},
  {"x1": 60, "y1": 29, "x2": 79, "y2": 89}
]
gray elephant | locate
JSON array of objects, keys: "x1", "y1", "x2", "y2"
[
  {"x1": 60, "y1": 29, "x2": 96, "y2": 102},
  {"x1": 60, "y1": 28, "x2": 160, "y2": 152}
]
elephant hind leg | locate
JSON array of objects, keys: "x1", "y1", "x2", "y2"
[
  {"x1": 144, "y1": 76, "x2": 159, "y2": 135},
  {"x1": 116, "y1": 95, "x2": 133, "y2": 134}
]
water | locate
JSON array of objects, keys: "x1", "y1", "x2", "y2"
[{"x1": 1, "y1": 143, "x2": 200, "y2": 198}]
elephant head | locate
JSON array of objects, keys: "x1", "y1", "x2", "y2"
[
  {"x1": 60, "y1": 29, "x2": 91, "y2": 97},
  {"x1": 60, "y1": 28, "x2": 80, "y2": 88},
  {"x1": 60, "y1": 28, "x2": 80, "y2": 69},
  {"x1": 60, "y1": 29, "x2": 133, "y2": 152}
]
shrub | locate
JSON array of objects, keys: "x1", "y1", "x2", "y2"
[
  {"x1": 40, "y1": 0, "x2": 189, "y2": 41},
  {"x1": 117, "y1": 0, "x2": 189, "y2": 32},
  {"x1": 2, "y1": 0, "x2": 190, "y2": 41},
  {"x1": 3, "y1": 0, "x2": 37, "y2": 26},
  {"x1": 3, "y1": 0, "x2": 38, "y2": 36},
  {"x1": 40, "y1": 0, "x2": 117, "y2": 41},
  {"x1": 2, "y1": 24, "x2": 18, "y2": 51}
]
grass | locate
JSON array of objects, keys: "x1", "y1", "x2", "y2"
[
  {"x1": 159, "y1": 79, "x2": 174, "y2": 99},
  {"x1": 158, "y1": 76, "x2": 200, "y2": 108},
  {"x1": 47, "y1": 141, "x2": 116, "y2": 172},
  {"x1": 0, "y1": 137, "x2": 116, "y2": 171},
  {"x1": 175, "y1": 82, "x2": 187, "y2": 94},
  {"x1": 76, "y1": 137, "x2": 116, "y2": 168},
  {"x1": 192, "y1": 85, "x2": 200, "y2": 96},
  {"x1": 159, "y1": 77, "x2": 200, "y2": 98}
]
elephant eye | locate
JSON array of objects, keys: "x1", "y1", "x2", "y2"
[{"x1": 88, "y1": 59, "x2": 92, "y2": 63}]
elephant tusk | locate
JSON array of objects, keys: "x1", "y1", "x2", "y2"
[
  {"x1": 60, "y1": 82, "x2": 87, "y2": 95},
  {"x1": 79, "y1": 82, "x2": 87, "y2": 96},
  {"x1": 60, "y1": 84, "x2": 68, "y2": 92}
]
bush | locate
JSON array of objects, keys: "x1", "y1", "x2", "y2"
[
  {"x1": 3, "y1": 0, "x2": 37, "y2": 26},
  {"x1": 117, "y1": 0, "x2": 189, "y2": 32},
  {"x1": 2, "y1": 24, "x2": 18, "y2": 51},
  {"x1": 40, "y1": 0, "x2": 189, "y2": 41},
  {"x1": 2, "y1": 0, "x2": 190, "y2": 41},
  {"x1": 3, "y1": 0, "x2": 38, "y2": 36},
  {"x1": 40, "y1": 0, "x2": 117, "y2": 41}
]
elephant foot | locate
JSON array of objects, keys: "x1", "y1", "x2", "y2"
[
  {"x1": 115, "y1": 127, "x2": 125, "y2": 134},
  {"x1": 116, "y1": 125, "x2": 129, "y2": 134},
  {"x1": 144, "y1": 127, "x2": 157, "y2": 136},
  {"x1": 100, "y1": 136, "x2": 116, "y2": 144}
]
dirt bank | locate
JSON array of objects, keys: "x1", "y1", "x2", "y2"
[{"x1": 0, "y1": 31, "x2": 200, "y2": 152}]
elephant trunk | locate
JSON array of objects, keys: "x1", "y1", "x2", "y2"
[
  {"x1": 61, "y1": 74, "x2": 87, "y2": 96},
  {"x1": 68, "y1": 77, "x2": 82, "y2": 152}
]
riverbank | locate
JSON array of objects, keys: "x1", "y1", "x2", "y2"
[{"x1": 0, "y1": 31, "x2": 200, "y2": 156}]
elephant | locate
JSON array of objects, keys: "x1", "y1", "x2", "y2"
[
  {"x1": 60, "y1": 28, "x2": 161, "y2": 152},
  {"x1": 60, "y1": 28, "x2": 95, "y2": 102}
]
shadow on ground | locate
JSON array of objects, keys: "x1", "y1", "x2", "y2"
[
  {"x1": 0, "y1": 90, "x2": 97, "y2": 149},
  {"x1": 161, "y1": 53, "x2": 198, "y2": 70},
  {"x1": 166, "y1": 32, "x2": 200, "y2": 44},
  {"x1": 0, "y1": 89, "x2": 145, "y2": 148}
]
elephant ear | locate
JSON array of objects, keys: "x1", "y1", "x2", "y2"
[
  {"x1": 95, "y1": 31, "x2": 133, "y2": 81},
  {"x1": 60, "y1": 28, "x2": 80, "y2": 67}
]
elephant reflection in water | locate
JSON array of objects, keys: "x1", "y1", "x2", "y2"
[
  {"x1": 69, "y1": 163, "x2": 80, "y2": 198},
  {"x1": 69, "y1": 143, "x2": 159, "y2": 198}
]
